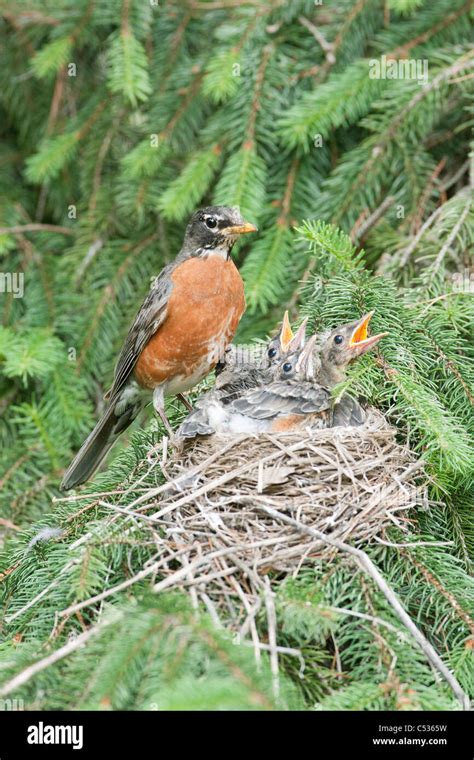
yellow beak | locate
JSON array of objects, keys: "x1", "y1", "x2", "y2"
[
  {"x1": 280, "y1": 310, "x2": 294, "y2": 351},
  {"x1": 223, "y1": 222, "x2": 258, "y2": 235}
]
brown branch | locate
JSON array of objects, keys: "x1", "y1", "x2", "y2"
[
  {"x1": 298, "y1": 16, "x2": 335, "y2": 64},
  {"x1": 0, "y1": 223, "x2": 74, "y2": 236},
  {"x1": 317, "y1": 0, "x2": 369, "y2": 81},
  {"x1": 350, "y1": 196, "x2": 396, "y2": 244},
  {"x1": 2, "y1": 9, "x2": 60, "y2": 26},
  {"x1": 0, "y1": 517, "x2": 21, "y2": 532},
  {"x1": 333, "y1": 53, "x2": 474, "y2": 225},
  {"x1": 246, "y1": 44, "x2": 274, "y2": 145},
  {"x1": 399, "y1": 549, "x2": 474, "y2": 633},
  {"x1": 160, "y1": 72, "x2": 204, "y2": 140},
  {"x1": 387, "y1": 0, "x2": 474, "y2": 59},
  {"x1": 46, "y1": 67, "x2": 67, "y2": 134},
  {"x1": 186, "y1": 0, "x2": 282, "y2": 8},
  {"x1": 277, "y1": 158, "x2": 299, "y2": 226},
  {"x1": 410, "y1": 158, "x2": 447, "y2": 235},
  {"x1": 0, "y1": 618, "x2": 115, "y2": 698},
  {"x1": 156, "y1": 12, "x2": 192, "y2": 95},
  {"x1": 255, "y1": 504, "x2": 470, "y2": 710}
]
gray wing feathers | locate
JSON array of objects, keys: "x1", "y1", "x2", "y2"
[
  {"x1": 331, "y1": 396, "x2": 366, "y2": 427},
  {"x1": 110, "y1": 266, "x2": 174, "y2": 396},
  {"x1": 178, "y1": 402, "x2": 216, "y2": 438},
  {"x1": 229, "y1": 382, "x2": 330, "y2": 420}
]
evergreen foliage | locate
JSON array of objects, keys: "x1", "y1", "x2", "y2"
[{"x1": 0, "y1": 0, "x2": 472, "y2": 711}]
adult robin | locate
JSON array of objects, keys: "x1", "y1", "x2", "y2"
[
  {"x1": 313, "y1": 311, "x2": 388, "y2": 427},
  {"x1": 178, "y1": 315, "x2": 309, "y2": 437},
  {"x1": 60, "y1": 206, "x2": 257, "y2": 490}
]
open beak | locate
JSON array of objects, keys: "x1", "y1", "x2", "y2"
[
  {"x1": 279, "y1": 310, "x2": 294, "y2": 352},
  {"x1": 295, "y1": 333, "x2": 318, "y2": 378},
  {"x1": 287, "y1": 317, "x2": 308, "y2": 353},
  {"x1": 349, "y1": 311, "x2": 388, "y2": 356},
  {"x1": 223, "y1": 221, "x2": 258, "y2": 236}
]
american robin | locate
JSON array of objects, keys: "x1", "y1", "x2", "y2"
[
  {"x1": 214, "y1": 311, "x2": 308, "y2": 394},
  {"x1": 213, "y1": 312, "x2": 387, "y2": 434},
  {"x1": 178, "y1": 333, "x2": 331, "y2": 437},
  {"x1": 313, "y1": 311, "x2": 388, "y2": 427},
  {"x1": 179, "y1": 312, "x2": 387, "y2": 439},
  {"x1": 178, "y1": 314, "x2": 309, "y2": 437},
  {"x1": 60, "y1": 205, "x2": 257, "y2": 490}
]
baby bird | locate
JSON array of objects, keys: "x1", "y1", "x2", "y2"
[
  {"x1": 313, "y1": 311, "x2": 388, "y2": 427},
  {"x1": 178, "y1": 316, "x2": 309, "y2": 438},
  {"x1": 178, "y1": 312, "x2": 387, "y2": 439},
  {"x1": 214, "y1": 311, "x2": 305, "y2": 393},
  {"x1": 179, "y1": 334, "x2": 331, "y2": 437}
]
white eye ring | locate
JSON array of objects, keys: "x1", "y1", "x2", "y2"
[{"x1": 205, "y1": 217, "x2": 217, "y2": 229}]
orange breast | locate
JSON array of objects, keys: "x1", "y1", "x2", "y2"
[
  {"x1": 270, "y1": 414, "x2": 306, "y2": 433},
  {"x1": 134, "y1": 255, "x2": 245, "y2": 390}
]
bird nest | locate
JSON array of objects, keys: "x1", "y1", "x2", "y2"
[{"x1": 130, "y1": 409, "x2": 428, "y2": 628}]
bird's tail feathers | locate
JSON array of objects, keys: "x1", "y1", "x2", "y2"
[{"x1": 60, "y1": 389, "x2": 142, "y2": 491}]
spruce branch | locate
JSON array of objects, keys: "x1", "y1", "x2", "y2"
[
  {"x1": 0, "y1": 223, "x2": 74, "y2": 236},
  {"x1": 333, "y1": 52, "x2": 474, "y2": 224},
  {"x1": 0, "y1": 618, "x2": 116, "y2": 699},
  {"x1": 256, "y1": 504, "x2": 470, "y2": 710},
  {"x1": 429, "y1": 193, "x2": 472, "y2": 281}
]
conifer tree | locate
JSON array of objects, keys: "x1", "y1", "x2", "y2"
[{"x1": 0, "y1": 0, "x2": 472, "y2": 711}]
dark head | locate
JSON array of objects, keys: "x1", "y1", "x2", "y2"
[
  {"x1": 275, "y1": 334, "x2": 319, "y2": 381},
  {"x1": 318, "y1": 312, "x2": 388, "y2": 387},
  {"x1": 182, "y1": 206, "x2": 257, "y2": 258},
  {"x1": 265, "y1": 312, "x2": 308, "y2": 367}
]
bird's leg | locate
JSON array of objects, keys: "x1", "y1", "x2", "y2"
[
  {"x1": 153, "y1": 387, "x2": 175, "y2": 440},
  {"x1": 177, "y1": 393, "x2": 193, "y2": 412},
  {"x1": 156, "y1": 408, "x2": 175, "y2": 440}
]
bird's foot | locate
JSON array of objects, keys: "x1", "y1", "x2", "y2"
[
  {"x1": 177, "y1": 393, "x2": 193, "y2": 412},
  {"x1": 152, "y1": 387, "x2": 177, "y2": 443},
  {"x1": 155, "y1": 407, "x2": 176, "y2": 440}
]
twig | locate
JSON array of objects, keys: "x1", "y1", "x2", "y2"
[
  {"x1": 0, "y1": 517, "x2": 21, "y2": 531},
  {"x1": 298, "y1": 16, "x2": 335, "y2": 64},
  {"x1": 4, "y1": 561, "x2": 78, "y2": 623},
  {"x1": 398, "y1": 205, "x2": 444, "y2": 267},
  {"x1": 58, "y1": 550, "x2": 185, "y2": 618},
  {"x1": 264, "y1": 576, "x2": 280, "y2": 699},
  {"x1": 128, "y1": 437, "x2": 246, "y2": 510},
  {"x1": 97, "y1": 500, "x2": 163, "y2": 524},
  {"x1": 374, "y1": 538, "x2": 454, "y2": 548},
  {"x1": 350, "y1": 195, "x2": 395, "y2": 243},
  {"x1": 429, "y1": 194, "x2": 471, "y2": 281},
  {"x1": 325, "y1": 606, "x2": 410, "y2": 642},
  {"x1": 0, "y1": 617, "x2": 115, "y2": 698},
  {"x1": 0, "y1": 223, "x2": 74, "y2": 236},
  {"x1": 59, "y1": 543, "x2": 265, "y2": 617},
  {"x1": 406, "y1": 291, "x2": 470, "y2": 314},
  {"x1": 74, "y1": 238, "x2": 104, "y2": 285},
  {"x1": 410, "y1": 158, "x2": 446, "y2": 234},
  {"x1": 439, "y1": 159, "x2": 470, "y2": 193},
  {"x1": 187, "y1": 0, "x2": 282, "y2": 8},
  {"x1": 255, "y1": 504, "x2": 470, "y2": 710},
  {"x1": 145, "y1": 439, "x2": 309, "y2": 520}
]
